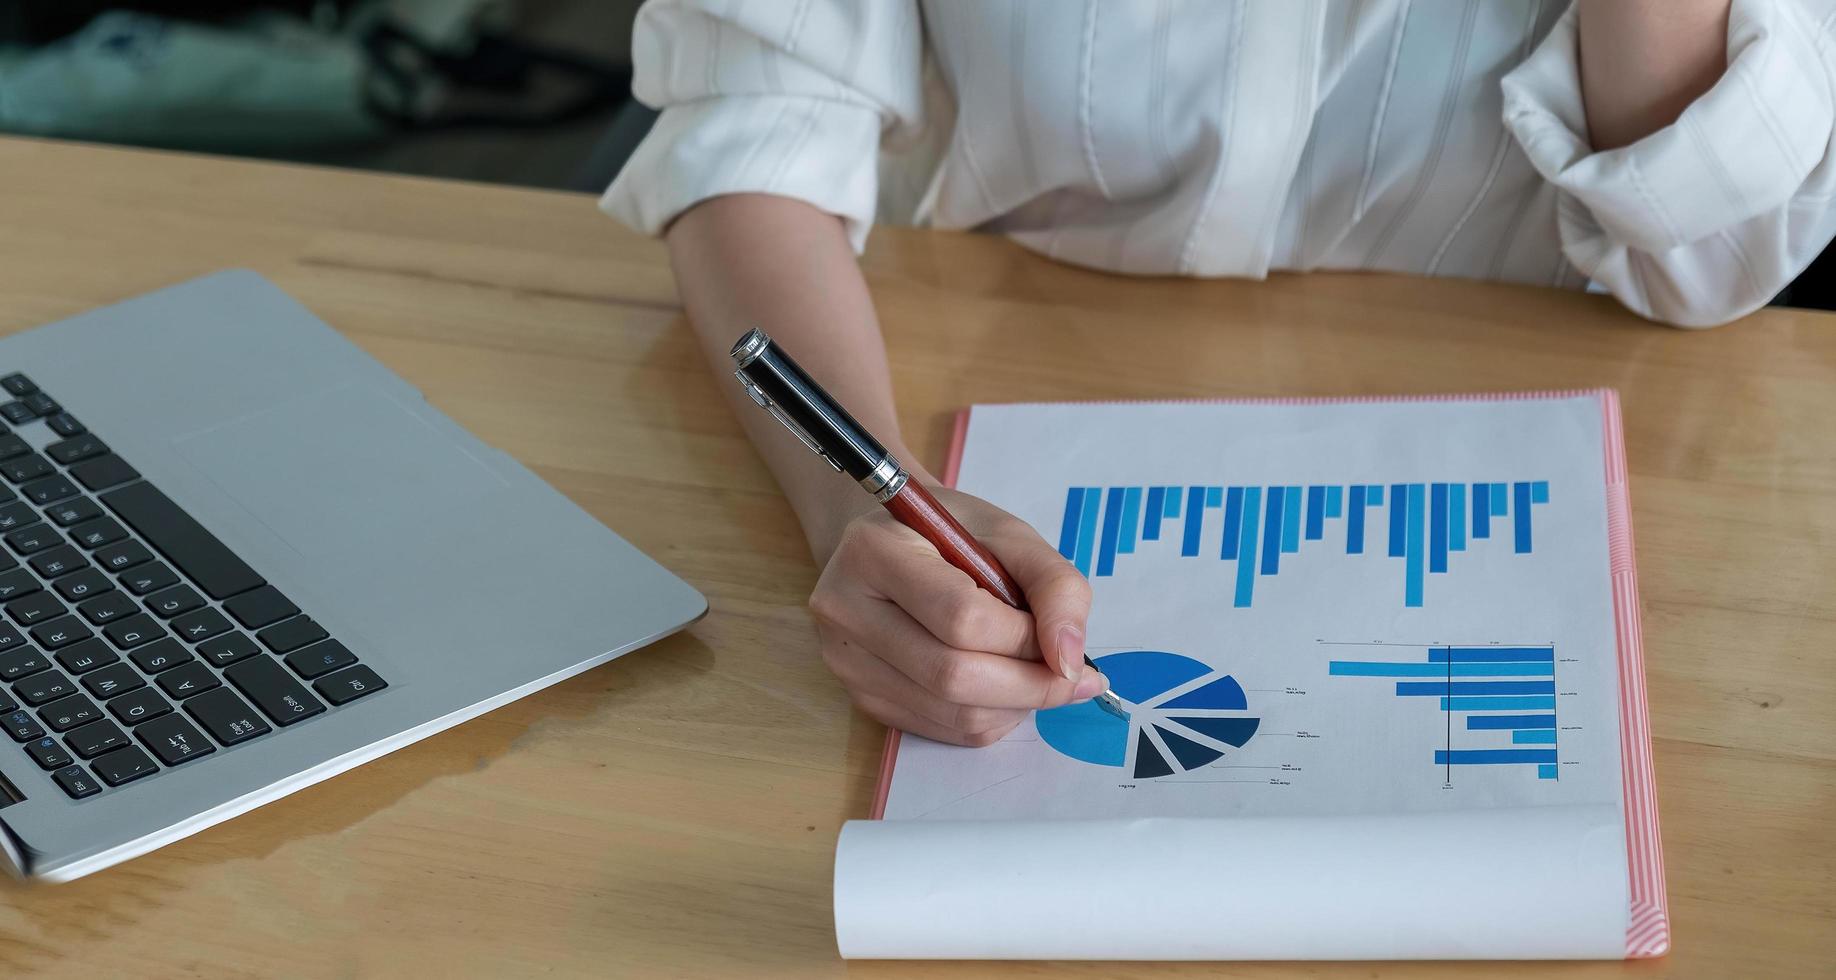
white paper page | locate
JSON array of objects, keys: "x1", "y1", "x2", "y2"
[{"x1": 839, "y1": 396, "x2": 1629, "y2": 958}]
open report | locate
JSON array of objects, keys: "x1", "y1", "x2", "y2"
[{"x1": 835, "y1": 392, "x2": 1667, "y2": 960}]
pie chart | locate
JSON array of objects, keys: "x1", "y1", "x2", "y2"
[{"x1": 1035, "y1": 651, "x2": 1260, "y2": 779}]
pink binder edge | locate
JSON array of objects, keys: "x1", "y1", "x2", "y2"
[{"x1": 867, "y1": 391, "x2": 1668, "y2": 958}]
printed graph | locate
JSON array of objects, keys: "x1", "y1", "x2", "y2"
[
  {"x1": 1327, "y1": 643, "x2": 1560, "y2": 781},
  {"x1": 1056, "y1": 481, "x2": 1549, "y2": 607},
  {"x1": 1036, "y1": 651, "x2": 1260, "y2": 780}
]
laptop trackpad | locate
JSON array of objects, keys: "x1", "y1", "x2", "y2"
[{"x1": 173, "y1": 384, "x2": 505, "y2": 559}]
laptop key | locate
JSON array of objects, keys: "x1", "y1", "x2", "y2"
[
  {"x1": 285, "y1": 640, "x2": 356, "y2": 680},
  {"x1": 121, "y1": 562, "x2": 178, "y2": 596},
  {"x1": 52, "y1": 765, "x2": 101, "y2": 799},
  {"x1": 25, "y1": 735, "x2": 71, "y2": 770},
  {"x1": 0, "y1": 374, "x2": 35, "y2": 397},
  {"x1": 0, "y1": 569, "x2": 36, "y2": 601},
  {"x1": 54, "y1": 568, "x2": 112, "y2": 602},
  {"x1": 95, "y1": 540, "x2": 153, "y2": 572},
  {"x1": 198, "y1": 632, "x2": 261, "y2": 668},
  {"x1": 65, "y1": 719, "x2": 128, "y2": 758},
  {"x1": 0, "y1": 502, "x2": 36, "y2": 533},
  {"x1": 185, "y1": 688, "x2": 271, "y2": 746},
  {"x1": 54, "y1": 637, "x2": 118, "y2": 674},
  {"x1": 29, "y1": 545, "x2": 85, "y2": 579},
  {"x1": 100, "y1": 483, "x2": 265, "y2": 600},
  {"x1": 7, "y1": 591, "x2": 65, "y2": 626},
  {"x1": 69, "y1": 518, "x2": 126, "y2": 549},
  {"x1": 129, "y1": 638, "x2": 191, "y2": 674},
  {"x1": 82, "y1": 662, "x2": 145, "y2": 700},
  {"x1": 102, "y1": 614, "x2": 165, "y2": 650},
  {"x1": 16, "y1": 669, "x2": 74, "y2": 705},
  {"x1": 225, "y1": 657, "x2": 325, "y2": 727},
  {"x1": 40, "y1": 693, "x2": 101, "y2": 732},
  {"x1": 1, "y1": 454, "x2": 49, "y2": 483},
  {"x1": 22, "y1": 476, "x2": 79, "y2": 506},
  {"x1": 4, "y1": 525, "x2": 57, "y2": 555},
  {"x1": 92, "y1": 746, "x2": 157, "y2": 786},
  {"x1": 29, "y1": 616, "x2": 91, "y2": 650},
  {"x1": 45, "y1": 414, "x2": 84, "y2": 438},
  {"x1": 0, "y1": 402, "x2": 32, "y2": 425},
  {"x1": 47, "y1": 497, "x2": 101, "y2": 527},
  {"x1": 0, "y1": 435, "x2": 25, "y2": 462},
  {"x1": 171, "y1": 608, "x2": 230, "y2": 644},
  {"x1": 3, "y1": 709, "x2": 43, "y2": 741},
  {"x1": 77, "y1": 591, "x2": 136, "y2": 625},
  {"x1": 146, "y1": 585, "x2": 205, "y2": 619},
  {"x1": 136, "y1": 713, "x2": 215, "y2": 766},
  {"x1": 156, "y1": 662, "x2": 220, "y2": 700},
  {"x1": 23, "y1": 393, "x2": 59, "y2": 418},
  {"x1": 257, "y1": 616, "x2": 327, "y2": 654},
  {"x1": 314, "y1": 665, "x2": 387, "y2": 706},
  {"x1": 0, "y1": 646, "x2": 49, "y2": 680},
  {"x1": 223, "y1": 586, "x2": 298, "y2": 630},
  {"x1": 0, "y1": 688, "x2": 12, "y2": 713},
  {"x1": 109, "y1": 688, "x2": 172, "y2": 726},
  {"x1": 70, "y1": 455, "x2": 138, "y2": 492},
  {"x1": 45, "y1": 436, "x2": 106, "y2": 466}
]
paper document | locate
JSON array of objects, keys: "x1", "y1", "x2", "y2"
[{"x1": 835, "y1": 392, "x2": 1667, "y2": 960}]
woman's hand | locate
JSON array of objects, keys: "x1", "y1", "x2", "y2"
[{"x1": 811, "y1": 487, "x2": 1107, "y2": 746}]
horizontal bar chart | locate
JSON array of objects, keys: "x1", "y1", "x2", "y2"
[
  {"x1": 1329, "y1": 645, "x2": 1561, "y2": 782},
  {"x1": 1056, "y1": 481, "x2": 1549, "y2": 608}
]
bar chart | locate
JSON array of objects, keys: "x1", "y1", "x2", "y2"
[
  {"x1": 1055, "y1": 480, "x2": 1550, "y2": 607},
  {"x1": 1328, "y1": 644, "x2": 1560, "y2": 781}
]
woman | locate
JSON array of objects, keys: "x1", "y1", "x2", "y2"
[{"x1": 604, "y1": 1, "x2": 1836, "y2": 746}]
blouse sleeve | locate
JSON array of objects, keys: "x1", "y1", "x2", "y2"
[
  {"x1": 1502, "y1": 0, "x2": 1836, "y2": 327},
  {"x1": 600, "y1": 0, "x2": 925, "y2": 252}
]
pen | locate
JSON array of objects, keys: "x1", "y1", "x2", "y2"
[{"x1": 729, "y1": 328, "x2": 1129, "y2": 722}]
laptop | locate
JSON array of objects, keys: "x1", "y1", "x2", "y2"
[{"x1": 0, "y1": 271, "x2": 707, "y2": 881}]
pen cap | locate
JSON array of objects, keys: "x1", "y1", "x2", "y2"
[{"x1": 730, "y1": 329, "x2": 891, "y2": 484}]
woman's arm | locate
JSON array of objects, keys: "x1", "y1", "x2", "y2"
[
  {"x1": 666, "y1": 194, "x2": 1104, "y2": 746},
  {"x1": 667, "y1": 193, "x2": 909, "y2": 560},
  {"x1": 1578, "y1": 0, "x2": 1732, "y2": 149}
]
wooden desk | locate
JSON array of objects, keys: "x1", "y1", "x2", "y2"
[{"x1": 0, "y1": 137, "x2": 1830, "y2": 978}]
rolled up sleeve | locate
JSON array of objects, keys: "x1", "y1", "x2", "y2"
[
  {"x1": 1502, "y1": 0, "x2": 1836, "y2": 327},
  {"x1": 601, "y1": 0, "x2": 924, "y2": 252}
]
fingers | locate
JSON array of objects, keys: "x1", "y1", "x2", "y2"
[
  {"x1": 837, "y1": 595, "x2": 1106, "y2": 710},
  {"x1": 823, "y1": 636, "x2": 1029, "y2": 736},
  {"x1": 842, "y1": 521, "x2": 1038, "y2": 659},
  {"x1": 983, "y1": 519, "x2": 1094, "y2": 682}
]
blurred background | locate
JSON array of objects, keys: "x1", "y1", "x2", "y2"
[{"x1": 0, "y1": 0, "x2": 1827, "y2": 309}]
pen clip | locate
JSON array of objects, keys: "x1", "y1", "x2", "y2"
[{"x1": 734, "y1": 370, "x2": 845, "y2": 473}]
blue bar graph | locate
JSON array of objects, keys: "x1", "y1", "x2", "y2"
[
  {"x1": 1052, "y1": 479, "x2": 1550, "y2": 608},
  {"x1": 1329, "y1": 644, "x2": 1561, "y2": 782},
  {"x1": 1466, "y1": 714, "x2": 1557, "y2": 730},
  {"x1": 1117, "y1": 487, "x2": 1142, "y2": 555},
  {"x1": 1261, "y1": 487, "x2": 1284, "y2": 575},
  {"x1": 1220, "y1": 487, "x2": 1244, "y2": 560},
  {"x1": 1234, "y1": 486, "x2": 1261, "y2": 607},
  {"x1": 1181, "y1": 486, "x2": 1208, "y2": 557},
  {"x1": 1281, "y1": 486, "x2": 1302, "y2": 554},
  {"x1": 1347, "y1": 484, "x2": 1367, "y2": 554},
  {"x1": 1096, "y1": 488, "x2": 1127, "y2": 577},
  {"x1": 1434, "y1": 749, "x2": 1557, "y2": 765},
  {"x1": 1443, "y1": 696, "x2": 1556, "y2": 710}
]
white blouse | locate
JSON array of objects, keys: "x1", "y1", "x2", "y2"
[{"x1": 603, "y1": 0, "x2": 1836, "y2": 327}]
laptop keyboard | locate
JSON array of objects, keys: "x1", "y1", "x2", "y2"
[{"x1": 0, "y1": 373, "x2": 386, "y2": 800}]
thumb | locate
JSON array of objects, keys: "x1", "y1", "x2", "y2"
[{"x1": 990, "y1": 528, "x2": 1094, "y2": 683}]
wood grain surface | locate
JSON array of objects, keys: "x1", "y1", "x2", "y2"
[{"x1": 0, "y1": 137, "x2": 1830, "y2": 978}]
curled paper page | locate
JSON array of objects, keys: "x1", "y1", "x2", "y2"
[{"x1": 836, "y1": 805, "x2": 1628, "y2": 960}]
